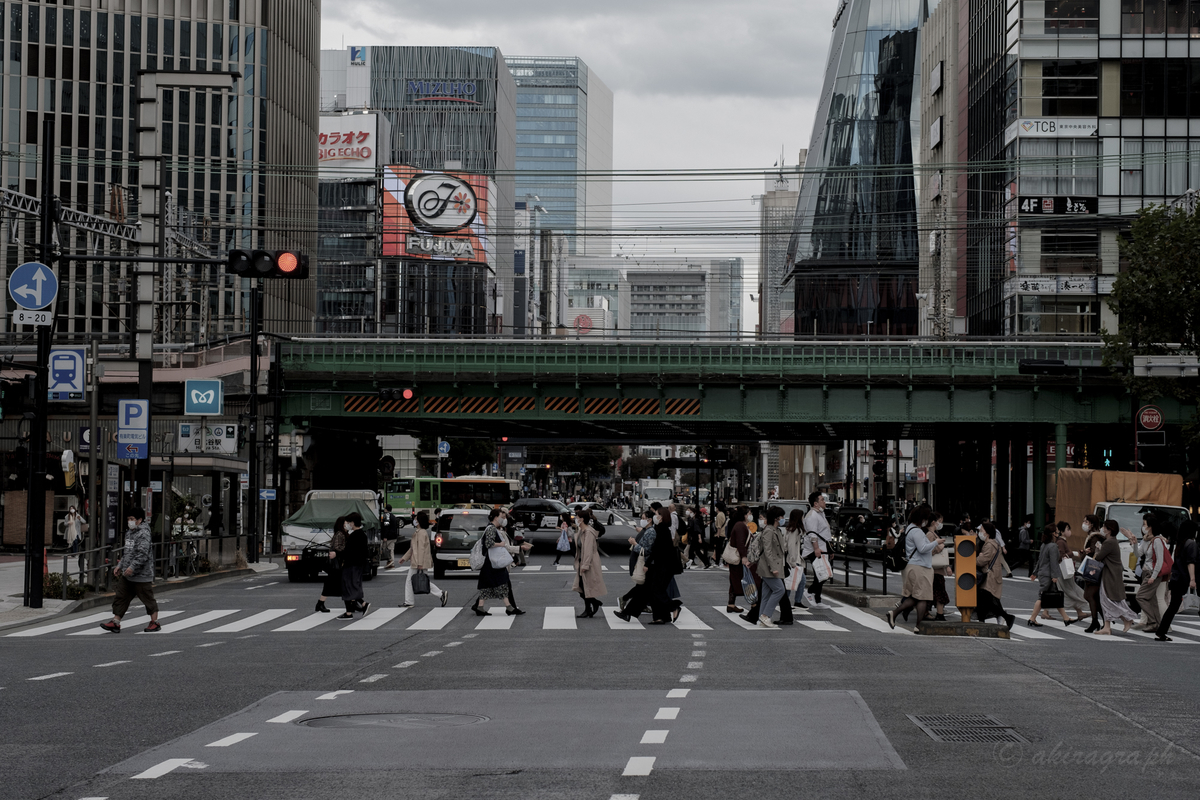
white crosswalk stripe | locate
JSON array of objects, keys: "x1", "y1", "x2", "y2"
[
  {"x1": 207, "y1": 609, "x2": 294, "y2": 633},
  {"x1": 138, "y1": 610, "x2": 238, "y2": 634},
  {"x1": 542, "y1": 607, "x2": 576, "y2": 630},
  {"x1": 342, "y1": 608, "x2": 407, "y2": 631},
  {"x1": 273, "y1": 612, "x2": 341, "y2": 632},
  {"x1": 604, "y1": 607, "x2": 644, "y2": 629},
  {"x1": 407, "y1": 607, "x2": 461, "y2": 630},
  {"x1": 67, "y1": 611, "x2": 185, "y2": 635}
]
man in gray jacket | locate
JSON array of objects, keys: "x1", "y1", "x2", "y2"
[{"x1": 99, "y1": 507, "x2": 161, "y2": 633}]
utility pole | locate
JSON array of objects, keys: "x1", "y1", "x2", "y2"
[
  {"x1": 87, "y1": 339, "x2": 100, "y2": 584},
  {"x1": 24, "y1": 117, "x2": 56, "y2": 608}
]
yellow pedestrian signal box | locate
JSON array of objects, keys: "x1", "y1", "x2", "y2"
[{"x1": 954, "y1": 534, "x2": 977, "y2": 617}]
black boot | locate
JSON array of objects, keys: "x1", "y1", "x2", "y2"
[{"x1": 315, "y1": 599, "x2": 329, "y2": 613}]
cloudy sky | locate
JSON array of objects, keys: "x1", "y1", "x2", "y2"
[{"x1": 320, "y1": 0, "x2": 843, "y2": 329}]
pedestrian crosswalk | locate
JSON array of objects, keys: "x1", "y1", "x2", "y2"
[{"x1": 11, "y1": 600, "x2": 1200, "y2": 643}]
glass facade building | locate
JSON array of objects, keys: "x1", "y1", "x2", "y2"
[
  {"x1": 0, "y1": 0, "x2": 320, "y2": 340},
  {"x1": 321, "y1": 46, "x2": 515, "y2": 334},
  {"x1": 786, "y1": 0, "x2": 926, "y2": 336},
  {"x1": 505, "y1": 55, "x2": 613, "y2": 257}
]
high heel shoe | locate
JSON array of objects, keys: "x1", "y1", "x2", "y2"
[
  {"x1": 1026, "y1": 619, "x2": 1043, "y2": 627},
  {"x1": 474, "y1": 607, "x2": 491, "y2": 616}
]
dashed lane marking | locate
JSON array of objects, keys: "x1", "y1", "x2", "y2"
[
  {"x1": 316, "y1": 690, "x2": 354, "y2": 700},
  {"x1": 93, "y1": 660, "x2": 131, "y2": 668},
  {"x1": 444, "y1": 641, "x2": 463, "y2": 647},
  {"x1": 359, "y1": 674, "x2": 388, "y2": 683},
  {"x1": 686, "y1": 661, "x2": 703, "y2": 669},
  {"x1": 691, "y1": 650, "x2": 706, "y2": 657},
  {"x1": 131, "y1": 758, "x2": 196, "y2": 779},
  {"x1": 679, "y1": 675, "x2": 698, "y2": 683},
  {"x1": 393, "y1": 661, "x2": 419, "y2": 668},
  {"x1": 244, "y1": 582, "x2": 279, "y2": 591},
  {"x1": 206, "y1": 733, "x2": 258, "y2": 747},
  {"x1": 149, "y1": 651, "x2": 180, "y2": 657},
  {"x1": 640, "y1": 730, "x2": 669, "y2": 744},
  {"x1": 266, "y1": 710, "x2": 307, "y2": 723},
  {"x1": 654, "y1": 707, "x2": 679, "y2": 720},
  {"x1": 622, "y1": 756, "x2": 656, "y2": 776},
  {"x1": 196, "y1": 642, "x2": 224, "y2": 648},
  {"x1": 666, "y1": 689, "x2": 690, "y2": 698},
  {"x1": 27, "y1": 672, "x2": 72, "y2": 681},
  {"x1": 609, "y1": 794, "x2": 639, "y2": 800},
  {"x1": 421, "y1": 650, "x2": 443, "y2": 658}
]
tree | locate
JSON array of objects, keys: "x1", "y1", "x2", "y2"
[
  {"x1": 1102, "y1": 204, "x2": 1200, "y2": 436},
  {"x1": 623, "y1": 453, "x2": 655, "y2": 480}
]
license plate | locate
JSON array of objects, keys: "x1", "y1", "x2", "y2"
[{"x1": 457, "y1": 559, "x2": 471, "y2": 567}]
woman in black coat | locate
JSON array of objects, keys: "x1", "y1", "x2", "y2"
[
  {"x1": 338, "y1": 512, "x2": 370, "y2": 619},
  {"x1": 616, "y1": 509, "x2": 682, "y2": 624},
  {"x1": 315, "y1": 516, "x2": 346, "y2": 613}
]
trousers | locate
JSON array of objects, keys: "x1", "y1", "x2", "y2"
[
  {"x1": 113, "y1": 575, "x2": 158, "y2": 618},
  {"x1": 405, "y1": 569, "x2": 443, "y2": 605}
]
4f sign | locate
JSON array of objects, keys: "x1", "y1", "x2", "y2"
[{"x1": 184, "y1": 379, "x2": 224, "y2": 415}]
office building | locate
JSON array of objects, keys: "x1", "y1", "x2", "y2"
[
  {"x1": 1, "y1": 0, "x2": 321, "y2": 339},
  {"x1": 786, "y1": 0, "x2": 923, "y2": 336},
  {"x1": 505, "y1": 55, "x2": 613, "y2": 257},
  {"x1": 755, "y1": 155, "x2": 802, "y2": 335},
  {"x1": 321, "y1": 45, "x2": 516, "y2": 334}
]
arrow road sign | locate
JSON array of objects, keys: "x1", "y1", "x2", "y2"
[
  {"x1": 438, "y1": 440, "x2": 451, "y2": 455},
  {"x1": 9, "y1": 262, "x2": 59, "y2": 310}
]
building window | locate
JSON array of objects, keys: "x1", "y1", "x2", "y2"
[
  {"x1": 1019, "y1": 138, "x2": 1098, "y2": 195},
  {"x1": 1121, "y1": 138, "x2": 1143, "y2": 195},
  {"x1": 1026, "y1": 60, "x2": 1098, "y2": 117},
  {"x1": 1043, "y1": 1, "x2": 1099, "y2": 35}
]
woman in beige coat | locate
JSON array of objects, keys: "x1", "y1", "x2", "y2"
[
  {"x1": 572, "y1": 509, "x2": 608, "y2": 618},
  {"x1": 975, "y1": 522, "x2": 1015, "y2": 629},
  {"x1": 397, "y1": 510, "x2": 448, "y2": 608}
]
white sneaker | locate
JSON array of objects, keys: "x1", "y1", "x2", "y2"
[
  {"x1": 758, "y1": 616, "x2": 777, "y2": 628},
  {"x1": 814, "y1": 602, "x2": 832, "y2": 610},
  {"x1": 803, "y1": 593, "x2": 816, "y2": 606}
]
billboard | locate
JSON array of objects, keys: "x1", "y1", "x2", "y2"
[
  {"x1": 319, "y1": 114, "x2": 381, "y2": 178},
  {"x1": 382, "y1": 165, "x2": 495, "y2": 268}
]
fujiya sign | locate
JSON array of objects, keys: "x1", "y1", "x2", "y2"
[
  {"x1": 407, "y1": 235, "x2": 476, "y2": 259},
  {"x1": 405, "y1": 173, "x2": 478, "y2": 233}
]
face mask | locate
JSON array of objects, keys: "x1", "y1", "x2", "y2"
[
  {"x1": 653, "y1": 515, "x2": 662, "y2": 525},
  {"x1": 758, "y1": 518, "x2": 766, "y2": 527},
  {"x1": 1142, "y1": 524, "x2": 1150, "y2": 536},
  {"x1": 936, "y1": 521, "x2": 943, "y2": 531},
  {"x1": 745, "y1": 514, "x2": 753, "y2": 523},
  {"x1": 1082, "y1": 522, "x2": 1091, "y2": 533},
  {"x1": 127, "y1": 520, "x2": 137, "y2": 530},
  {"x1": 497, "y1": 518, "x2": 506, "y2": 528}
]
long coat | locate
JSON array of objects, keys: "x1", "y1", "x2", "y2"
[
  {"x1": 1034, "y1": 541, "x2": 1062, "y2": 591},
  {"x1": 572, "y1": 524, "x2": 608, "y2": 599},
  {"x1": 407, "y1": 526, "x2": 433, "y2": 571},
  {"x1": 978, "y1": 538, "x2": 1003, "y2": 597},
  {"x1": 1095, "y1": 536, "x2": 1126, "y2": 602}
]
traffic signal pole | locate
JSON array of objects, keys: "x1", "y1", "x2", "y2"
[
  {"x1": 24, "y1": 117, "x2": 55, "y2": 608},
  {"x1": 247, "y1": 284, "x2": 262, "y2": 564}
]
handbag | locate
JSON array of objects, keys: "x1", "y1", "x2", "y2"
[
  {"x1": 741, "y1": 568, "x2": 759, "y2": 605},
  {"x1": 1180, "y1": 588, "x2": 1200, "y2": 613},
  {"x1": 1078, "y1": 555, "x2": 1103, "y2": 584},
  {"x1": 632, "y1": 552, "x2": 647, "y2": 584},
  {"x1": 556, "y1": 529, "x2": 571, "y2": 552},
  {"x1": 812, "y1": 555, "x2": 832, "y2": 583},
  {"x1": 1040, "y1": 585, "x2": 1065, "y2": 608},
  {"x1": 931, "y1": 549, "x2": 950, "y2": 569},
  {"x1": 468, "y1": 537, "x2": 487, "y2": 571},
  {"x1": 488, "y1": 545, "x2": 513, "y2": 570},
  {"x1": 411, "y1": 570, "x2": 431, "y2": 595},
  {"x1": 722, "y1": 541, "x2": 740, "y2": 565},
  {"x1": 1059, "y1": 556, "x2": 1076, "y2": 578}
]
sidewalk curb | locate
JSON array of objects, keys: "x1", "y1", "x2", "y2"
[
  {"x1": 823, "y1": 585, "x2": 898, "y2": 609},
  {"x1": 0, "y1": 566, "x2": 273, "y2": 632}
]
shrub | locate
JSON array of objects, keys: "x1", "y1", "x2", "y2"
[{"x1": 43, "y1": 572, "x2": 86, "y2": 600}]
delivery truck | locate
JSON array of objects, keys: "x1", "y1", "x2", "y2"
[{"x1": 281, "y1": 490, "x2": 382, "y2": 582}]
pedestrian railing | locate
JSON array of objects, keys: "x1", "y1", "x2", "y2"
[{"x1": 54, "y1": 534, "x2": 245, "y2": 600}]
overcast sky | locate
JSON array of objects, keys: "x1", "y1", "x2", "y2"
[{"x1": 319, "y1": 0, "x2": 842, "y2": 330}]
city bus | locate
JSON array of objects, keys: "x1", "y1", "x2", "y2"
[{"x1": 385, "y1": 476, "x2": 513, "y2": 516}]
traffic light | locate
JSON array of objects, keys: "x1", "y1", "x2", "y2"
[
  {"x1": 954, "y1": 533, "x2": 977, "y2": 617},
  {"x1": 379, "y1": 387, "x2": 415, "y2": 402},
  {"x1": 226, "y1": 249, "x2": 310, "y2": 279},
  {"x1": 872, "y1": 439, "x2": 888, "y2": 477}
]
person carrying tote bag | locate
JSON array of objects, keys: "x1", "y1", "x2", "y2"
[
  {"x1": 471, "y1": 509, "x2": 529, "y2": 617},
  {"x1": 397, "y1": 511, "x2": 448, "y2": 608}
]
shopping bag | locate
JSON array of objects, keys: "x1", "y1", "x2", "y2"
[
  {"x1": 1078, "y1": 556, "x2": 1103, "y2": 584},
  {"x1": 411, "y1": 570, "x2": 431, "y2": 595},
  {"x1": 1181, "y1": 588, "x2": 1200, "y2": 613},
  {"x1": 468, "y1": 537, "x2": 486, "y2": 571},
  {"x1": 1059, "y1": 556, "x2": 1075, "y2": 578},
  {"x1": 632, "y1": 553, "x2": 647, "y2": 585},
  {"x1": 741, "y1": 568, "x2": 759, "y2": 605},
  {"x1": 556, "y1": 529, "x2": 571, "y2": 552},
  {"x1": 813, "y1": 555, "x2": 832, "y2": 583},
  {"x1": 488, "y1": 545, "x2": 513, "y2": 570}
]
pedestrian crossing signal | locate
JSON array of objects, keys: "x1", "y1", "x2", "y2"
[
  {"x1": 954, "y1": 534, "x2": 977, "y2": 618},
  {"x1": 1102, "y1": 448, "x2": 1113, "y2": 468}
]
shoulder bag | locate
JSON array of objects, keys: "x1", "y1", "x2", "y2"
[
  {"x1": 411, "y1": 570, "x2": 431, "y2": 595},
  {"x1": 722, "y1": 539, "x2": 741, "y2": 565},
  {"x1": 488, "y1": 545, "x2": 514, "y2": 570},
  {"x1": 468, "y1": 536, "x2": 487, "y2": 571},
  {"x1": 632, "y1": 552, "x2": 647, "y2": 584}
]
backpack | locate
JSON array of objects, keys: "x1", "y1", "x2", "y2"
[
  {"x1": 746, "y1": 531, "x2": 764, "y2": 563},
  {"x1": 331, "y1": 529, "x2": 347, "y2": 552}
]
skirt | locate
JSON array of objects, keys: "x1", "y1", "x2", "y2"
[
  {"x1": 476, "y1": 560, "x2": 511, "y2": 601},
  {"x1": 341, "y1": 565, "x2": 364, "y2": 603},
  {"x1": 728, "y1": 563, "x2": 744, "y2": 597},
  {"x1": 1099, "y1": 589, "x2": 1138, "y2": 624},
  {"x1": 1059, "y1": 573, "x2": 1087, "y2": 610},
  {"x1": 932, "y1": 572, "x2": 949, "y2": 606},
  {"x1": 902, "y1": 564, "x2": 934, "y2": 602}
]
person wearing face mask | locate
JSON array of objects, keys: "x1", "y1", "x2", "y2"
[
  {"x1": 472, "y1": 509, "x2": 530, "y2": 617},
  {"x1": 1094, "y1": 519, "x2": 1138, "y2": 635},
  {"x1": 1051, "y1": 521, "x2": 1089, "y2": 624},
  {"x1": 1134, "y1": 514, "x2": 1169, "y2": 632},
  {"x1": 64, "y1": 505, "x2": 83, "y2": 552},
  {"x1": 725, "y1": 505, "x2": 754, "y2": 613},
  {"x1": 99, "y1": 508, "x2": 161, "y2": 633},
  {"x1": 754, "y1": 507, "x2": 789, "y2": 628},
  {"x1": 1026, "y1": 525, "x2": 1071, "y2": 627},
  {"x1": 685, "y1": 507, "x2": 712, "y2": 569},
  {"x1": 572, "y1": 509, "x2": 607, "y2": 618},
  {"x1": 616, "y1": 505, "x2": 682, "y2": 624},
  {"x1": 1080, "y1": 515, "x2": 1107, "y2": 633},
  {"x1": 887, "y1": 506, "x2": 941, "y2": 631},
  {"x1": 802, "y1": 492, "x2": 833, "y2": 610},
  {"x1": 553, "y1": 512, "x2": 573, "y2": 566},
  {"x1": 620, "y1": 511, "x2": 656, "y2": 612},
  {"x1": 1155, "y1": 519, "x2": 1199, "y2": 641},
  {"x1": 929, "y1": 513, "x2": 952, "y2": 621}
]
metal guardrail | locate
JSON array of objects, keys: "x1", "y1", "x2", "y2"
[
  {"x1": 278, "y1": 338, "x2": 1109, "y2": 379},
  {"x1": 55, "y1": 535, "x2": 243, "y2": 599}
]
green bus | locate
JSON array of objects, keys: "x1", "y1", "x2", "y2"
[{"x1": 385, "y1": 476, "x2": 518, "y2": 514}]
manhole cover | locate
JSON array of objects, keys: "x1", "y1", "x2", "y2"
[
  {"x1": 907, "y1": 714, "x2": 1028, "y2": 744},
  {"x1": 831, "y1": 645, "x2": 895, "y2": 656},
  {"x1": 301, "y1": 713, "x2": 489, "y2": 730}
]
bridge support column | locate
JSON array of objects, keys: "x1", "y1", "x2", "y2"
[
  {"x1": 1055, "y1": 423, "x2": 1068, "y2": 474},
  {"x1": 994, "y1": 427, "x2": 1010, "y2": 532},
  {"x1": 933, "y1": 435, "x2": 959, "y2": 520},
  {"x1": 1011, "y1": 427, "x2": 1028, "y2": 533},
  {"x1": 1033, "y1": 427, "x2": 1048, "y2": 532}
]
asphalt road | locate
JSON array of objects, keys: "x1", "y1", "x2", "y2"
[{"x1": 3, "y1": 548, "x2": 1199, "y2": 800}]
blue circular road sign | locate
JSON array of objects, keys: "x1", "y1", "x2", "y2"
[{"x1": 9, "y1": 262, "x2": 59, "y2": 310}]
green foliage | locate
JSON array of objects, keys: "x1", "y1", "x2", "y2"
[
  {"x1": 1104, "y1": 204, "x2": 1200, "y2": 436},
  {"x1": 43, "y1": 571, "x2": 85, "y2": 600}
]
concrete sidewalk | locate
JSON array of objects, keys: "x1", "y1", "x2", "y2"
[{"x1": 0, "y1": 556, "x2": 280, "y2": 631}]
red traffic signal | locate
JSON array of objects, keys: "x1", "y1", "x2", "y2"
[
  {"x1": 227, "y1": 249, "x2": 310, "y2": 279},
  {"x1": 379, "y1": 387, "x2": 416, "y2": 401}
]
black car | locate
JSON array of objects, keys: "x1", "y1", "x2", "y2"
[
  {"x1": 509, "y1": 498, "x2": 572, "y2": 531},
  {"x1": 431, "y1": 510, "x2": 491, "y2": 580}
]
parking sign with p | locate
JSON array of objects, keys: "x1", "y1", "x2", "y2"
[{"x1": 117, "y1": 399, "x2": 150, "y2": 460}]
